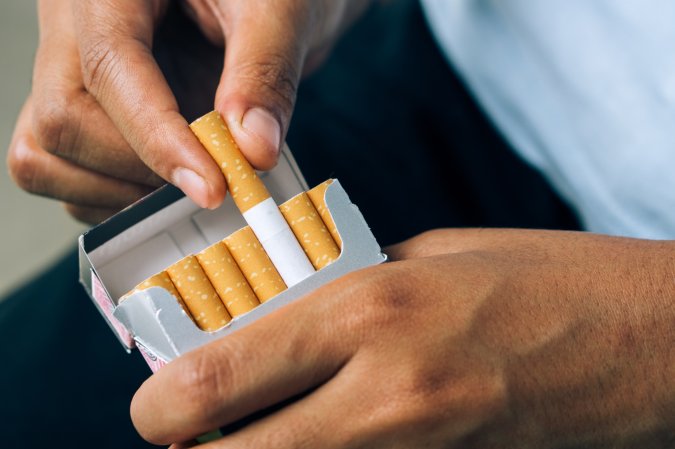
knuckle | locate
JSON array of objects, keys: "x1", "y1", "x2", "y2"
[
  {"x1": 361, "y1": 267, "x2": 414, "y2": 315},
  {"x1": 80, "y1": 38, "x2": 120, "y2": 93},
  {"x1": 7, "y1": 137, "x2": 42, "y2": 194},
  {"x1": 33, "y1": 98, "x2": 70, "y2": 155},
  {"x1": 397, "y1": 367, "x2": 507, "y2": 433},
  {"x1": 236, "y1": 53, "x2": 300, "y2": 112},
  {"x1": 409, "y1": 230, "x2": 447, "y2": 255},
  {"x1": 173, "y1": 342, "x2": 239, "y2": 423},
  {"x1": 174, "y1": 355, "x2": 225, "y2": 423},
  {"x1": 390, "y1": 229, "x2": 451, "y2": 260},
  {"x1": 338, "y1": 267, "x2": 409, "y2": 336},
  {"x1": 402, "y1": 368, "x2": 455, "y2": 415},
  {"x1": 128, "y1": 110, "x2": 159, "y2": 153}
]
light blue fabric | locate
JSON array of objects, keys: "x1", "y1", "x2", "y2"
[{"x1": 421, "y1": 0, "x2": 675, "y2": 239}]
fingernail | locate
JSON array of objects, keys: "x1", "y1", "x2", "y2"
[
  {"x1": 171, "y1": 168, "x2": 213, "y2": 209},
  {"x1": 241, "y1": 108, "x2": 281, "y2": 154}
]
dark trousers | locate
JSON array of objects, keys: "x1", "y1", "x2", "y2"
[{"x1": 0, "y1": 1, "x2": 578, "y2": 447}]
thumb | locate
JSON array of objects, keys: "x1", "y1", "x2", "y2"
[{"x1": 214, "y1": 6, "x2": 310, "y2": 170}]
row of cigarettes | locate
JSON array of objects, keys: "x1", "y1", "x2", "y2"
[{"x1": 121, "y1": 111, "x2": 343, "y2": 332}]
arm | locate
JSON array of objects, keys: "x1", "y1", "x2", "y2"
[{"x1": 131, "y1": 228, "x2": 675, "y2": 448}]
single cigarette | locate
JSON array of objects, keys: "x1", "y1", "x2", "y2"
[
  {"x1": 121, "y1": 271, "x2": 192, "y2": 318},
  {"x1": 197, "y1": 242, "x2": 260, "y2": 317},
  {"x1": 307, "y1": 179, "x2": 342, "y2": 248},
  {"x1": 280, "y1": 192, "x2": 341, "y2": 269},
  {"x1": 190, "y1": 111, "x2": 315, "y2": 287},
  {"x1": 224, "y1": 226, "x2": 287, "y2": 303},
  {"x1": 167, "y1": 255, "x2": 232, "y2": 332}
]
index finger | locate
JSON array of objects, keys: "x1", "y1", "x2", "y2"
[
  {"x1": 130, "y1": 271, "x2": 362, "y2": 445},
  {"x1": 73, "y1": 0, "x2": 225, "y2": 209}
]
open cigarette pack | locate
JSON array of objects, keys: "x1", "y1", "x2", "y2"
[{"x1": 78, "y1": 144, "x2": 386, "y2": 371}]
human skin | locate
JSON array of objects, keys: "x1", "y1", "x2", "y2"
[
  {"x1": 5, "y1": 2, "x2": 675, "y2": 447},
  {"x1": 131, "y1": 229, "x2": 675, "y2": 448},
  {"x1": 6, "y1": 0, "x2": 370, "y2": 222}
]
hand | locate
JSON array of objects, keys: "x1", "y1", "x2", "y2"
[
  {"x1": 6, "y1": 0, "x2": 370, "y2": 221},
  {"x1": 130, "y1": 229, "x2": 675, "y2": 448},
  {"x1": 6, "y1": 0, "x2": 164, "y2": 223}
]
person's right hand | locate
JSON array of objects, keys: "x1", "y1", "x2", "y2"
[
  {"x1": 7, "y1": 0, "x2": 371, "y2": 223},
  {"x1": 7, "y1": 1, "x2": 165, "y2": 223}
]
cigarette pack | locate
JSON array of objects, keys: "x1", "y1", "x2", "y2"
[{"x1": 78, "y1": 145, "x2": 385, "y2": 370}]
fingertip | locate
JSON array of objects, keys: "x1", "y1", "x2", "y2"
[
  {"x1": 218, "y1": 104, "x2": 281, "y2": 171},
  {"x1": 129, "y1": 385, "x2": 151, "y2": 442},
  {"x1": 171, "y1": 167, "x2": 225, "y2": 210},
  {"x1": 130, "y1": 377, "x2": 172, "y2": 446},
  {"x1": 129, "y1": 387, "x2": 143, "y2": 429}
]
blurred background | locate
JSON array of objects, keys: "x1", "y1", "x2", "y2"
[{"x1": 0, "y1": 1, "x2": 85, "y2": 299}]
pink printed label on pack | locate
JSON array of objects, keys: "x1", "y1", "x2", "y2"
[
  {"x1": 91, "y1": 272, "x2": 135, "y2": 348},
  {"x1": 137, "y1": 342, "x2": 168, "y2": 372}
]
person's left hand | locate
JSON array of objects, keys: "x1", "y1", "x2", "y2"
[{"x1": 130, "y1": 229, "x2": 675, "y2": 448}]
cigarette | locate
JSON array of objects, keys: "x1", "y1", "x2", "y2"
[
  {"x1": 167, "y1": 255, "x2": 232, "y2": 332},
  {"x1": 190, "y1": 111, "x2": 315, "y2": 287},
  {"x1": 280, "y1": 192, "x2": 340, "y2": 269},
  {"x1": 197, "y1": 241, "x2": 260, "y2": 317},
  {"x1": 224, "y1": 226, "x2": 287, "y2": 303},
  {"x1": 121, "y1": 271, "x2": 192, "y2": 318},
  {"x1": 307, "y1": 179, "x2": 342, "y2": 248}
]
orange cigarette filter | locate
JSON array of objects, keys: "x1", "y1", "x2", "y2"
[
  {"x1": 167, "y1": 255, "x2": 232, "y2": 332},
  {"x1": 121, "y1": 271, "x2": 192, "y2": 318},
  {"x1": 197, "y1": 242, "x2": 260, "y2": 317},
  {"x1": 190, "y1": 110, "x2": 316, "y2": 287},
  {"x1": 280, "y1": 192, "x2": 341, "y2": 269},
  {"x1": 307, "y1": 179, "x2": 342, "y2": 248},
  {"x1": 189, "y1": 111, "x2": 270, "y2": 213},
  {"x1": 224, "y1": 226, "x2": 287, "y2": 302}
]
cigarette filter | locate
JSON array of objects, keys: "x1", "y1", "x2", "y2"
[
  {"x1": 121, "y1": 271, "x2": 191, "y2": 318},
  {"x1": 167, "y1": 255, "x2": 231, "y2": 332},
  {"x1": 197, "y1": 242, "x2": 259, "y2": 317},
  {"x1": 307, "y1": 179, "x2": 342, "y2": 248},
  {"x1": 224, "y1": 226, "x2": 287, "y2": 302},
  {"x1": 190, "y1": 111, "x2": 314, "y2": 286},
  {"x1": 280, "y1": 192, "x2": 340, "y2": 269}
]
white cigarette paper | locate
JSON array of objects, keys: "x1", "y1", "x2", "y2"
[
  {"x1": 242, "y1": 197, "x2": 315, "y2": 286},
  {"x1": 190, "y1": 111, "x2": 314, "y2": 287}
]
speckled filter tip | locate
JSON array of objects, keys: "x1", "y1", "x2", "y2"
[
  {"x1": 189, "y1": 111, "x2": 271, "y2": 213},
  {"x1": 307, "y1": 179, "x2": 342, "y2": 248},
  {"x1": 224, "y1": 226, "x2": 287, "y2": 303},
  {"x1": 167, "y1": 255, "x2": 231, "y2": 332},
  {"x1": 197, "y1": 241, "x2": 260, "y2": 317},
  {"x1": 280, "y1": 191, "x2": 341, "y2": 270}
]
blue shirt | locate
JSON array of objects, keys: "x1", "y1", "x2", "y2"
[{"x1": 421, "y1": 0, "x2": 675, "y2": 239}]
